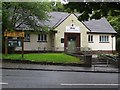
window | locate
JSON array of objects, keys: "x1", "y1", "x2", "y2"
[
  {"x1": 99, "y1": 36, "x2": 109, "y2": 43},
  {"x1": 61, "y1": 38, "x2": 64, "y2": 43},
  {"x1": 24, "y1": 33, "x2": 30, "y2": 42},
  {"x1": 38, "y1": 34, "x2": 47, "y2": 42},
  {"x1": 88, "y1": 35, "x2": 93, "y2": 43}
]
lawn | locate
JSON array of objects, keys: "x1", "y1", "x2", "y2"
[{"x1": 2, "y1": 53, "x2": 81, "y2": 64}]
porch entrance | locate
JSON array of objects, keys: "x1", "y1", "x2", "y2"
[{"x1": 64, "y1": 33, "x2": 80, "y2": 53}]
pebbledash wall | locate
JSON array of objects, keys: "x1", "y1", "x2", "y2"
[{"x1": 15, "y1": 12, "x2": 117, "y2": 53}]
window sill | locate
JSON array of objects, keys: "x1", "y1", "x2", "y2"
[
  {"x1": 88, "y1": 42, "x2": 94, "y2": 43},
  {"x1": 37, "y1": 41, "x2": 47, "y2": 42},
  {"x1": 24, "y1": 41, "x2": 30, "y2": 42},
  {"x1": 99, "y1": 42, "x2": 109, "y2": 43}
]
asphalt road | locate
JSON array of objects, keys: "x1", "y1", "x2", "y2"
[{"x1": 2, "y1": 69, "x2": 119, "y2": 89}]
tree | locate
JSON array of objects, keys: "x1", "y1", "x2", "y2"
[
  {"x1": 51, "y1": 2, "x2": 65, "y2": 12},
  {"x1": 64, "y1": 2, "x2": 120, "y2": 21},
  {"x1": 2, "y1": 2, "x2": 51, "y2": 53},
  {"x1": 107, "y1": 15, "x2": 120, "y2": 38},
  {"x1": 2, "y1": 2, "x2": 51, "y2": 32},
  {"x1": 0, "y1": 2, "x2": 1, "y2": 55}
]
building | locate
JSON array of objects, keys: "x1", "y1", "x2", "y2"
[{"x1": 16, "y1": 12, "x2": 117, "y2": 53}]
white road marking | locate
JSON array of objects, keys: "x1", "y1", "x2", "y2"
[
  {"x1": 0, "y1": 83, "x2": 8, "y2": 85},
  {"x1": 60, "y1": 83, "x2": 120, "y2": 86}
]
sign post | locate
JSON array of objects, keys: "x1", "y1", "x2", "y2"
[
  {"x1": 5, "y1": 36, "x2": 8, "y2": 55},
  {"x1": 4, "y1": 31, "x2": 24, "y2": 58},
  {"x1": 21, "y1": 35, "x2": 24, "y2": 59}
]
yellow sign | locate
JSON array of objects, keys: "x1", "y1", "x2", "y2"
[{"x1": 4, "y1": 31, "x2": 24, "y2": 37}]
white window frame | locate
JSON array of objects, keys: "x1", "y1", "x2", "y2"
[
  {"x1": 24, "y1": 33, "x2": 30, "y2": 42},
  {"x1": 88, "y1": 35, "x2": 93, "y2": 43},
  {"x1": 38, "y1": 34, "x2": 47, "y2": 42},
  {"x1": 99, "y1": 35, "x2": 109, "y2": 43}
]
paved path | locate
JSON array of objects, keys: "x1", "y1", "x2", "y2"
[{"x1": 2, "y1": 62, "x2": 119, "y2": 73}]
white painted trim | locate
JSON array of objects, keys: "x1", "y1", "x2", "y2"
[
  {"x1": 0, "y1": 83, "x2": 8, "y2": 85},
  {"x1": 61, "y1": 83, "x2": 120, "y2": 86}
]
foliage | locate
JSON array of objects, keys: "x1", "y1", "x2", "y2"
[
  {"x1": 2, "y1": 2, "x2": 51, "y2": 53},
  {"x1": 51, "y1": 2, "x2": 65, "y2": 12},
  {"x1": 0, "y1": 2, "x2": 1, "y2": 15},
  {"x1": 64, "y1": 2, "x2": 120, "y2": 21},
  {"x1": 3, "y1": 53, "x2": 81, "y2": 64},
  {"x1": 107, "y1": 15, "x2": 120, "y2": 38},
  {"x1": 2, "y1": 2, "x2": 51, "y2": 32},
  {"x1": 0, "y1": 0, "x2": 1, "y2": 31}
]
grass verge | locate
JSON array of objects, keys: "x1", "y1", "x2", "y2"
[{"x1": 2, "y1": 53, "x2": 81, "y2": 64}]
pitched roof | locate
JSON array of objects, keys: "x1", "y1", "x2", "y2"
[
  {"x1": 83, "y1": 18, "x2": 117, "y2": 34},
  {"x1": 44, "y1": 12, "x2": 70, "y2": 28},
  {"x1": 46, "y1": 12, "x2": 117, "y2": 34},
  {"x1": 17, "y1": 11, "x2": 117, "y2": 34}
]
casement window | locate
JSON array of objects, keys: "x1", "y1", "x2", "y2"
[
  {"x1": 88, "y1": 35, "x2": 93, "y2": 43},
  {"x1": 38, "y1": 34, "x2": 47, "y2": 42},
  {"x1": 99, "y1": 35, "x2": 109, "y2": 43},
  {"x1": 24, "y1": 33, "x2": 30, "y2": 42}
]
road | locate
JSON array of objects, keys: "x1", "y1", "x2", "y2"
[{"x1": 2, "y1": 69, "x2": 119, "y2": 89}]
